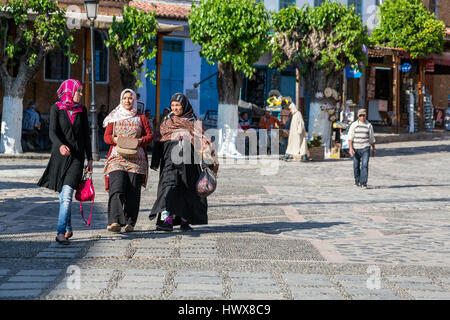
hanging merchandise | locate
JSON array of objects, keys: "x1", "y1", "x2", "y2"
[
  {"x1": 423, "y1": 90, "x2": 435, "y2": 132},
  {"x1": 445, "y1": 107, "x2": 450, "y2": 131},
  {"x1": 333, "y1": 121, "x2": 347, "y2": 129},
  {"x1": 408, "y1": 89, "x2": 415, "y2": 134}
]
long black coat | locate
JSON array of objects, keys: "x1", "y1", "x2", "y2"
[
  {"x1": 149, "y1": 139, "x2": 207, "y2": 225},
  {"x1": 38, "y1": 104, "x2": 92, "y2": 193}
]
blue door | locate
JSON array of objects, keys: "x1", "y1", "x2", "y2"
[
  {"x1": 280, "y1": 75, "x2": 296, "y2": 101},
  {"x1": 199, "y1": 58, "x2": 219, "y2": 116},
  {"x1": 146, "y1": 39, "x2": 184, "y2": 118}
]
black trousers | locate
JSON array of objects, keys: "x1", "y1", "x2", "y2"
[{"x1": 107, "y1": 170, "x2": 143, "y2": 227}]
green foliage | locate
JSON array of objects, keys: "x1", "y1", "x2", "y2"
[
  {"x1": 270, "y1": 0, "x2": 368, "y2": 73},
  {"x1": 307, "y1": 134, "x2": 322, "y2": 148},
  {"x1": 0, "y1": 0, "x2": 77, "y2": 69},
  {"x1": 105, "y1": 5, "x2": 158, "y2": 87},
  {"x1": 370, "y1": 0, "x2": 445, "y2": 58},
  {"x1": 189, "y1": 0, "x2": 271, "y2": 78}
]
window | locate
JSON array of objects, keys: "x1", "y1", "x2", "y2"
[
  {"x1": 314, "y1": 0, "x2": 325, "y2": 7},
  {"x1": 94, "y1": 30, "x2": 109, "y2": 83},
  {"x1": 163, "y1": 40, "x2": 183, "y2": 52},
  {"x1": 83, "y1": 30, "x2": 109, "y2": 83},
  {"x1": 279, "y1": 0, "x2": 295, "y2": 10},
  {"x1": 376, "y1": 0, "x2": 383, "y2": 5},
  {"x1": 348, "y1": 0, "x2": 362, "y2": 16},
  {"x1": 44, "y1": 48, "x2": 70, "y2": 81}
]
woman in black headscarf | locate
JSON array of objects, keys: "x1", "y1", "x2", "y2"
[{"x1": 149, "y1": 93, "x2": 218, "y2": 232}]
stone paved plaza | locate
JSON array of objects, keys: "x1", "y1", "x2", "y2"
[{"x1": 0, "y1": 137, "x2": 449, "y2": 300}]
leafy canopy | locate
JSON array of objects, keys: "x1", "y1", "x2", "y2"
[
  {"x1": 189, "y1": 0, "x2": 271, "y2": 78},
  {"x1": 270, "y1": 0, "x2": 368, "y2": 73},
  {"x1": 0, "y1": 0, "x2": 77, "y2": 69},
  {"x1": 371, "y1": 0, "x2": 445, "y2": 58},
  {"x1": 105, "y1": 5, "x2": 158, "y2": 87}
]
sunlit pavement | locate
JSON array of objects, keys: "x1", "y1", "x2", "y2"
[{"x1": 0, "y1": 137, "x2": 449, "y2": 300}]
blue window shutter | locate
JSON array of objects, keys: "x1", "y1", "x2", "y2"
[{"x1": 200, "y1": 58, "x2": 219, "y2": 116}]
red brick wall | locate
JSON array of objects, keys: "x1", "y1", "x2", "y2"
[
  {"x1": 0, "y1": 1, "x2": 127, "y2": 116},
  {"x1": 0, "y1": 27, "x2": 123, "y2": 116}
]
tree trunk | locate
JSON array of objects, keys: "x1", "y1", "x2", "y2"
[
  {"x1": 216, "y1": 61, "x2": 243, "y2": 157},
  {"x1": 303, "y1": 67, "x2": 342, "y2": 151},
  {"x1": 0, "y1": 52, "x2": 44, "y2": 154},
  {"x1": 119, "y1": 66, "x2": 137, "y2": 92},
  {"x1": 304, "y1": 66, "x2": 341, "y2": 103},
  {"x1": 0, "y1": 95, "x2": 24, "y2": 154}
]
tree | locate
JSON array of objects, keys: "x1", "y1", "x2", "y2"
[
  {"x1": 189, "y1": 0, "x2": 270, "y2": 156},
  {"x1": 371, "y1": 0, "x2": 445, "y2": 58},
  {"x1": 105, "y1": 5, "x2": 158, "y2": 91},
  {"x1": 270, "y1": 1, "x2": 368, "y2": 107},
  {"x1": 0, "y1": 0, "x2": 76, "y2": 154}
]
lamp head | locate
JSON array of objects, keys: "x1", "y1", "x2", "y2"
[{"x1": 84, "y1": 0, "x2": 99, "y2": 20}]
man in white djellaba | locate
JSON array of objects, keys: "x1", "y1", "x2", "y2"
[{"x1": 285, "y1": 100, "x2": 310, "y2": 162}]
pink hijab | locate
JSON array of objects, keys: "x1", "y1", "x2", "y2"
[{"x1": 56, "y1": 79, "x2": 84, "y2": 124}]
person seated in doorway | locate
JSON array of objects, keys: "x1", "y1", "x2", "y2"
[
  {"x1": 259, "y1": 109, "x2": 280, "y2": 155},
  {"x1": 238, "y1": 112, "x2": 251, "y2": 132}
]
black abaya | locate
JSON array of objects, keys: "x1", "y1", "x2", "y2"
[
  {"x1": 149, "y1": 140, "x2": 208, "y2": 225},
  {"x1": 38, "y1": 104, "x2": 92, "y2": 192}
]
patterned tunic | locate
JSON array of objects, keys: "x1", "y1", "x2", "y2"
[{"x1": 104, "y1": 116, "x2": 148, "y2": 176}]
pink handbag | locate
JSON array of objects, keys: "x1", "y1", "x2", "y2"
[{"x1": 75, "y1": 172, "x2": 95, "y2": 226}]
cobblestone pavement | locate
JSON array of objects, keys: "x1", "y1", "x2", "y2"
[{"x1": 0, "y1": 137, "x2": 449, "y2": 300}]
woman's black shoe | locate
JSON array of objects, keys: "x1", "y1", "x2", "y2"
[
  {"x1": 55, "y1": 235, "x2": 70, "y2": 245},
  {"x1": 156, "y1": 222, "x2": 173, "y2": 232},
  {"x1": 180, "y1": 223, "x2": 193, "y2": 232}
]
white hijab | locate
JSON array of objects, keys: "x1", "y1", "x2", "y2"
[{"x1": 103, "y1": 89, "x2": 138, "y2": 128}]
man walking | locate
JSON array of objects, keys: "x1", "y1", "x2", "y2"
[{"x1": 348, "y1": 109, "x2": 376, "y2": 189}]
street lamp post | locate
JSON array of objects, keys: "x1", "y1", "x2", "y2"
[{"x1": 84, "y1": 0, "x2": 100, "y2": 161}]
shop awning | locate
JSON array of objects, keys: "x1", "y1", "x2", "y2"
[
  {"x1": 368, "y1": 46, "x2": 405, "y2": 58},
  {"x1": 0, "y1": 10, "x2": 184, "y2": 33},
  {"x1": 64, "y1": 12, "x2": 184, "y2": 33}
]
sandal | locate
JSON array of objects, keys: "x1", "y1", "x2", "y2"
[{"x1": 64, "y1": 231, "x2": 73, "y2": 240}]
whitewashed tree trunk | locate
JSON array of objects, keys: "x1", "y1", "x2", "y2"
[
  {"x1": 217, "y1": 103, "x2": 241, "y2": 157},
  {"x1": 0, "y1": 96, "x2": 24, "y2": 154},
  {"x1": 216, "y1": 61, "x2": 243, "y2": 157}
]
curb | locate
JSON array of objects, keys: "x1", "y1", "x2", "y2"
[
  {"x1": 375, "y1": 131, "x2": 450, "y2": 144},
  {"x1": 0, "y1": 152, "x2": 110, "y2": 160},
  {"x1": 0, "y1": 153, "x2": 51, "y2": 160}
]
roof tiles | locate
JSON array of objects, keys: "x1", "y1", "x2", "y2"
[{"x1": 130, "y1": 1, "x2": 190, "y2": 20}]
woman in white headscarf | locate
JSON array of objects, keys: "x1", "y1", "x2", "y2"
[
  {"x1": 103, "y1": 89, "x2": 153, "y2": 233},
  {"x1": 285, "y1": 101, "x2": 310, "y2": 162}
]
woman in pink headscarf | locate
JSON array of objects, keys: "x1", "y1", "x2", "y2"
[{"x1": 38, "y1": 79, "x2": 93, "y2": 245}]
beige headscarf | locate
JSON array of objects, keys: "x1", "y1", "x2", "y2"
[{"x1": 103, "y1": 89, "x2": 138, "y2": 127}]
